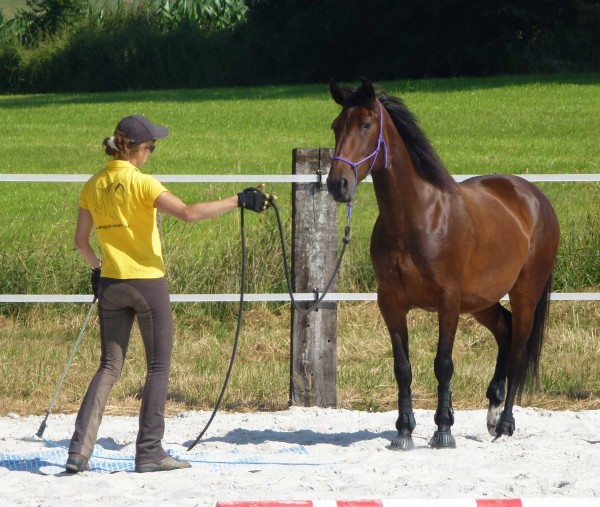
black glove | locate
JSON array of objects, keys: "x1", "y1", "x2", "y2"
[
  {"x1": 237, "y1": 187, "x2": 274, "y2": 213},
  {"x1": 91, "y1": 266, "x2": 101, "y2": 299}
]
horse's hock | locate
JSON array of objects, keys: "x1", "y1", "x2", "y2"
[{"x1": 290, "y1": 148, "x2": 339, "y2": 408}]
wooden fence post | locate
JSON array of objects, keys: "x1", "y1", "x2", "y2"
[{"x1": 290, "y1": 147, "x2": 338, "y2": 407}]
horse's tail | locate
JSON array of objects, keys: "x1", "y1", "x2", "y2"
[{"x1": 518, "y1": 275, "x2": 553, "y2": 400}]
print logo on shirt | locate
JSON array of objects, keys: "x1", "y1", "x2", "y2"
[{"x1": 93, "y1": 181, "x2": 128, "y2": 224}]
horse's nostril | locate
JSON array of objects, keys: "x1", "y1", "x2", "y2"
[
  {"x1": 327, "y1": 178, "x2": 341, "y2": 195},
  {"x1": 326, "y1": 177, "x2": 351, "y2": 202}
]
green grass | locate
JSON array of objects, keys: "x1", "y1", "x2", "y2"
[
  {"x1": 0, "y1": 74, "x2": 599, "y2": 416},
  {"x1": 1, "y1": 74, "x2": 599, "y2": 296},
  {"x1": 1, "y1": 300, "x2": 598, "y2": 416},
  {"x1": 0, "y1": 0, "x2": 138, "y2": 18},
  {"x1": 3, "y1": 75, "x2": 600, "y2": 174},
  {"x1": 0, "y1": 0, "x2": 26, "y2": 18}
]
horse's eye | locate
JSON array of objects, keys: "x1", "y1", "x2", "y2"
[{"x1": 362, "y1": 121, "x2": 372, "y2": 130}]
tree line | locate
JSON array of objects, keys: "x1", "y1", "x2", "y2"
[{"x1": 1, "y1": 0, "x2": 600, "y2": 93}]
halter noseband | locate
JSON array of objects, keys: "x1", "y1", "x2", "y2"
[{"x1": 331, "y1": 101, "x2": 389, "y2": 191}]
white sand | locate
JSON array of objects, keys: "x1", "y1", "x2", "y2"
[{"x1": 1, "y1": 406, "x2": 599, "y2": 506}]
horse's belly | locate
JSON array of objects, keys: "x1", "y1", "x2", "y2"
[
  {"x1": 458, "y1": 292, "x2": 506, "y2": 313},
  {"x1": 373, "y1": 244, "x2": 520, "y2": 313},
  {"x1": 462, "y1": 235, "x2": 528, "y2": 304}
]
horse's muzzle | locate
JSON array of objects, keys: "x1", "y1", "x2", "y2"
[{"x1": 326, "y1": 175, "x2": 352, "y2": 203}]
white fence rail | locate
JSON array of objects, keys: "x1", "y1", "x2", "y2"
[
  {"x1": 2, "y1": 172, "x2": 599, "y2": 304},
  {"x1": 2, "y1": 173, "x2": 600, "y2": 183},
  {"x1": 0, "y1": 293, "x2": 598, "y2": 304}
]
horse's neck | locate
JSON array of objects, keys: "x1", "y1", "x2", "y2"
[{"x1": 371, "y1": 149, "x2": 447, "y2": 234}]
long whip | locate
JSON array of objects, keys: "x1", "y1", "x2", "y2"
[{"x1": 36, "y1": 297, "x2": 97, "y2": 438}]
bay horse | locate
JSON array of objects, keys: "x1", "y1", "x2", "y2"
[{"x1": 327, "y1": 79, "x2": 560, "y2": 450}]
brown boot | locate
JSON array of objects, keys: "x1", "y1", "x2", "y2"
[
  {"x1": 65, "y1": 453, "x2": 89, "y2": 474},
  {"x1": 135, "y1": 456, "x2": 191, "y2": 473}
]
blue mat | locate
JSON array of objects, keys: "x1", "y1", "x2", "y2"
[{"x1": 0, "y1": 439, "x2": 322, "y2": 475}]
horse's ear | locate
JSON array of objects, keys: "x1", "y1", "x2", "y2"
[
  {"x1": 330, "y1": 79, "x2": 346, "y2": 105},
  {"x1": 358, "y1": 78, "x2": 376, "y2": 100}
]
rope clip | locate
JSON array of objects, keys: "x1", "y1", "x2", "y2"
[
  {"x1": 313, "y1": 287, "x2": 320, "y2": 311},
  {"x1": 315, "y1": 169, "x2": 326, "y2": 191}
]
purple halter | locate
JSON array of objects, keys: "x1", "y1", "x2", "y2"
[{"x1": 331, "y1": 100, "x2": 389, "y2": 192}]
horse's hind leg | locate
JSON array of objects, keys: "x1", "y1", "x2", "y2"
[
  {"x1": 472, "y1": 303, "x2": 512, "y2": 436},
  {"x1": 496, "y1": 282, "x2": 549, "y2": 438}
]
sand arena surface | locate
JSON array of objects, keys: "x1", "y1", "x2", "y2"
[{"x1": 1, "y1": 406, "x2": 599, "y2": 506}]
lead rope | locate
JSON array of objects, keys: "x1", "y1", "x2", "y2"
[
  {"x1": 187, "y1": 205, "x2": 247, "y2": 451},
  {"x1": 273, "y1": 200, "x2": 352, "y2": 314},
  {"x1": 187, "y1": 197, "x2": 352, "y2": 450},
  {"x1": 189, "y1": 103, "x2": 389, "y2": 447}
]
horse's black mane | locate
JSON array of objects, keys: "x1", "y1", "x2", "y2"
[
  {"x1": 342, "y1": 87, "x2": 456, "y2": 190},
  {"x1": 379, "y1": 94, "x2": 455, "y2": 189}
]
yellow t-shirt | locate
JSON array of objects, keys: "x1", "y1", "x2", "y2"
[{"x1": 80, "y1": 160, "x2": 168, "y2": 279}]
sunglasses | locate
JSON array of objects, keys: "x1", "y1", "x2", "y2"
[{"x1": 146, "y1": 144, "x2": 156, "y2": 153}]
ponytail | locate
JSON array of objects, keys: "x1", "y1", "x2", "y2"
[{"x1": 103, "y1": 131, "x2": 133, "y2": 159}]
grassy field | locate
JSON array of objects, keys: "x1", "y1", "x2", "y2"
[
  {"x1": 0, "y1": 74, "x2": 599, "y2": 416},
  {"x1": 0, "y1": 0, "x2": 25, "y2": 17},
  {"x1": 0, "y1": 0, "x2": 127, "y2": 18},
  {"x1": 1, "y1": 301, "x2": 598, "y2": 417}
]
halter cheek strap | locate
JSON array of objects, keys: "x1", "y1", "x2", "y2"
[{"x1": 331, "y1": 101, "x2": 389, "y2": 188}]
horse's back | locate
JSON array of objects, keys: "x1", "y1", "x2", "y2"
[
  {"x1": 461, "y1": 173, "x2": 542, "y2": 202},
  {"x1": 460, "y1": 174, "x2": 558, "y2": 231}
]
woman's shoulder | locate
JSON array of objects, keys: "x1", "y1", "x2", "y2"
[{"x1": 130, "y1": 171, "x2": 167, "y2": 200}]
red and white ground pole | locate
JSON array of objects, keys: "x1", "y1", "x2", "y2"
[{"x1": 217, "y1": 499, "x2": 599, "y2": 507}]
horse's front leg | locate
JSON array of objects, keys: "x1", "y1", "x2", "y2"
[
  {"x1": 378, "y1": 296, "x2": 415, "y2": 451},
  {"x1": 390, "y1": 326, "x2": 416, "y2": 451},
  {"x1": 430, "y1": 298, "x2": 460, "y2": 449}
]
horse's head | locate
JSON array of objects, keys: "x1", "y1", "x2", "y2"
[{"x1": 327, "y1": 78, "x2": 388, "y2": 203}]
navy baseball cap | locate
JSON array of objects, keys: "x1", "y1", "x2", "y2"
[{"x1": 115, "y1": 115, "x2": 169, "y2": 146}]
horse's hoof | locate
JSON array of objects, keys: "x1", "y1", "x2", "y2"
[
  {"x1": 494, "y1": 413, "x2": 515, "y2": 439},
  {"x1": 389, "y1": 433, "x2": 415, "y2": 451},
  {"x1": 429, "y1": 431, "x2": 456, "y2": 449}
]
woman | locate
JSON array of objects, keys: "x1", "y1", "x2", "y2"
[{"x1": 67, "y1": 114, "x2": 271, "y2": 474}]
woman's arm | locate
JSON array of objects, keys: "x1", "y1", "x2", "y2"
[
  {"x1": 74, "y1": 208, "x2": 102, "y2": 269},
  {"x1": 153, "y1": 191, "x2": 239, "y2": 223}
]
